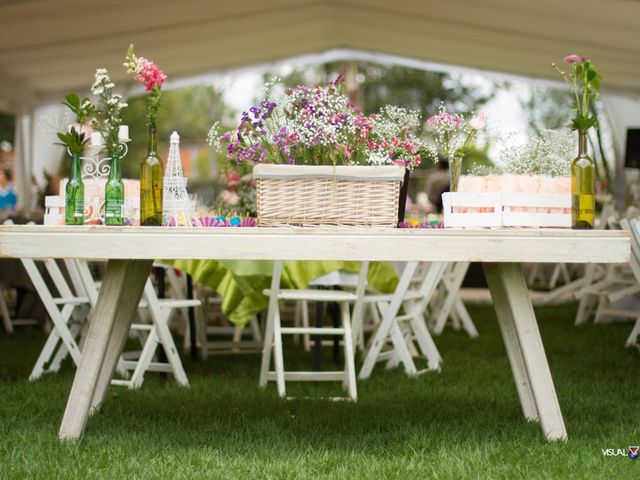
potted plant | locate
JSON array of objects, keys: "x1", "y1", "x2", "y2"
[{"x1": 209, "y1": 77, "x2": 431, "y2": 227}]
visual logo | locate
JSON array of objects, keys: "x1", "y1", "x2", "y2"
[{"x1": 629, "y1": 446, "x2": 639, "y2": 460}]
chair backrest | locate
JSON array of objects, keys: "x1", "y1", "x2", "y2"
[
  {"x1": 20, "y1": 257, "x2": 82, "y2": 322},
  {"x1": 623, "y1": 218, "x2": 640, "y2": 280}
]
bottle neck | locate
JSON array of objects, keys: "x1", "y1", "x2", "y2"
[
  {"x1": 578, "y1": 131, "x2": 588, "y2": 156},
  {"x1": 109, "y1": 154, "x2": 121, "y2": 179},
  {"x1": 70, "y1": 153, "x2": 82, "y2": 179},
  {"x1": 147, "y1": 127, "x2": 158, "y2": 156}
]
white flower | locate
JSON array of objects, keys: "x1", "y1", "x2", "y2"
[{"x1": 469, "y1": 112, "x2": 486, "y2": 130}]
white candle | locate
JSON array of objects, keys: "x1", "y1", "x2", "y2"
[
  {"x1": 118, "y1": 125, "x2": 129, "y2": 142},
  {"x1": 90, "y1": 132, "x2": 103, "y2": 146}
]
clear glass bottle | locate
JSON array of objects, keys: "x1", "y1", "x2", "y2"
[
  {"x1": 65, "y1": 153, "x2": 84, "y2": 225},
  {"x1": 449, "y1": 156, "x2": 463, "y2": 192},
  {"x1": 104, "y1": 153, "x2": 124, "y2": 225},
  {"x1": 571, "y1": 131, "x2": 595, "y2": 229},
  {"x1": 140, "y1": 127, "x2": 164, "y2": 226}
]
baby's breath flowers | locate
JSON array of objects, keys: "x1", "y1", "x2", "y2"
[
  {"x1": 498, "y1": 129, "x2": 574, "y2": 177},
  {"x1": 90, "y1": 68, "x2": 128, "y2": 157}
]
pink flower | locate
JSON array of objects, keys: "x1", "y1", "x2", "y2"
[
  {"x1": 563, "y1": 54, "x2": 588, "y2": 65},
  {"x1": 220, "y1": 189, "x2": 239, "y2": 206},
  {"x1": 469, "y1": 112, "x2": 486, "y2": 130},
  {"x1": 133, "y1": 57, "x2": 167, "y2": 91}
]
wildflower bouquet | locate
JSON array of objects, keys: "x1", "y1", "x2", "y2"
[{"x1": 209, "y1": 77, "x2": 430, "y2": 169}]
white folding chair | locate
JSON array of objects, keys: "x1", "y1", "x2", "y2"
[
  {"x1": 185, "y1": 282, "x2": 262, "y2": 357},
  {"x1": 619, "y1": 218, "x2": 640, "y2": 348},
  {"x1": 21, "y1": 258, "x2": 90, "y2": 381},
  {"x1": 429, "y1": 262, "x2": 478, "y2": 337},
  {"x1": 112, "y1": 278, "x2": 199, "y2": 388},
  {"x1": 359, "y1": 261, "x2": 447, "y2": 380},
  {"x1": 73, "y1": 260, "x2": 200, "y2": 388},
  {"x1": 259, "y1": 261, "x2": 368, "y2": 401}
]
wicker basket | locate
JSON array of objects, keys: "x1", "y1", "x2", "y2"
[{"x1": 254, "y1": 164, "x2": 405, "y2": 227}]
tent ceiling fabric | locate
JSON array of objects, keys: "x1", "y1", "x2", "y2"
[{"x1": 1, "y1": 0, "x2": 639, "y2": 108}]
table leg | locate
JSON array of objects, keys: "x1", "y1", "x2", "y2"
[
  {"x1": 484, "y1": 262, "x2": 567, "y2": 441},
  {"x1": 59, "y1": 259, "x2": 152, "y2": 441}
]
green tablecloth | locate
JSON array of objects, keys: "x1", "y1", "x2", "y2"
[{"x1": 166, "y1": 260, "x2": 398, "y2": 326}]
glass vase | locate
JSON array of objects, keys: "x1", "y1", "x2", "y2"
[
  {"x1": 397, "y1": 168, "x2": 411, "y2": 224},
  {"x1": 104, "y1": 153, "x2": 124, "y2": 226},
  {"x1": 449, "y1": 156, "x2": 463, "y2": 192},
  {"x1": 571, "y1": 131, "x2": 595, "y2": 229},
  {"x1": 140, "y1": 127, "x2": 164, "y2": 226},
  {"x1": 65, "y1": 153, "x2": 84, "y2": 225}
]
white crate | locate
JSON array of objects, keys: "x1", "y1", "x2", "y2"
[
  {"x1": 442, "y1": 192, "x2": 502, "y2": 228},
  {"x1": 442, "y1": 192, "x2": 571, "y2": 228},
  {"x1": 502, "y1": 193, "x2": 571, "y2": 228}
]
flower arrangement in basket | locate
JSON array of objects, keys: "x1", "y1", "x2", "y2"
[{"x1": 208, "y1": 77, "x2": 433, "y2": 227}]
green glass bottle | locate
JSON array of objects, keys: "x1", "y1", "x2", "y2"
[
  {"x1": 65, "y1": 153, "x2": 84, "y2": 225},
  {"x1": 104, "y1": 153, "x2": 124, "y2": 226},
  {"x1": 140, "y1": 127, "x2": 164, "y2": 226},
  {"x1": 571, "y1": 131, "x2": 595, "y2": 229}
]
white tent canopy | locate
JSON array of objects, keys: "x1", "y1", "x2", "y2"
[
  {"x1": 1, "y1": 0, "x2": 639, "y2": 209},
  {"x1": 2, "y1": 0, "x2": 640, "y2": 107}
]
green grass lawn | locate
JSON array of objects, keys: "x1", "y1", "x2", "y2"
[{"x1": 0, "y1": 303, "x2": 638, "y2": 479}]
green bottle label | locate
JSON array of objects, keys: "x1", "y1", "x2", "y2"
[
  {"x1": 74, "y1": 203, "x2": 84, "y2": 218},
  {"x1": 105, "y1": 200, "x2": 123, "y2": 219}
]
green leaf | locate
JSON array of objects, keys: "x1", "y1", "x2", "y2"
[{"x1": 64, "y1": 93, "x2": 80, "y2": 109}]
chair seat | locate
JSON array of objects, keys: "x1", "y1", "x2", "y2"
[
  {"x1": 53, "y1": 296, "x2": 89, "y2": 305},
  {"x1": 263, "y1": 289, "x2": 357, "y2": 302}
]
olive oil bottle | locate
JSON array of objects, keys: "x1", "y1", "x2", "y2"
[
  {"x1": 571, "y1": 131, "x2": 595, "y2": 229},
  {"x1": 140, "y1": 127, "x2": 164, "y2": 226}
]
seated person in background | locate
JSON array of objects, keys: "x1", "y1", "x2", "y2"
[
  {"x1": 0, "y1": 164, "x2": 18, "y2": 218},
  {"x1": 424, "y1": 159, "x2": 450, "y2": 213}
]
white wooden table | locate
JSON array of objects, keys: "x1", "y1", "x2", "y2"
[{"x1": 0, "y1": 225, "x2": 630, "y2": 442}]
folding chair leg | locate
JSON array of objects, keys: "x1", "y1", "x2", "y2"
[
  {"x1": 129, "y1": 329, "x2": 160, "y2": 389},
  {"x1": 0, "y1": 293, "x2": 13, "y2": 333},
  {"x1": 575, "y1": 295, "x2": 596, "y2": 325},
  {"x1": 593, "y1": 295, "x2": 610, "y2": 324},
  {"x1": 49, "y1": 322, "x2": 83, "y2": 372},
  {"x1": 341, "y1": 302, "x2": 357, "y2": 401},
  {"x1": 410, "y1": 316, "x2": 442, "y2": 371},
  {"x1": 455, "y1": 298, "x2": 479, "y2": 338},
  {"x1": 250, "y1": 317, "x2": 262, "y2": 343},
  {"x1": 626, "y1": 318, "x2": 640, "y2": 348},
  {"x1": 389, "y1": 322, "x2": 418, "y2": 376},
  {"x1": 155, "y1": 313, "x2": 189, "y2": 387},
  {"x1": 272, "y1": 308, "x2": 286, "y2": 397},
  {"x1": 301, "y1": 300, "x2": 311, "y2": 352},
  {"x1": 30, "y1": 327, "x2": 62, "y2": 381},
  {"x1": 259, "y1": 261, "x2": 282, "y2": 388},
  {"x1": 432, "y1": 262, "x2": 468, "y2": 335}
]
